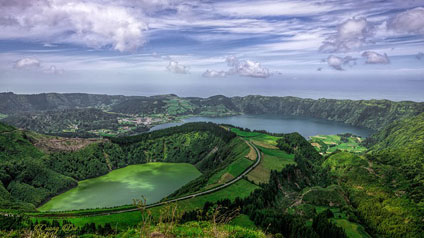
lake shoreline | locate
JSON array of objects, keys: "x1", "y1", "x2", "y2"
[{"x1": 150, "y1": 114, "x2": 374, "y2": 138}]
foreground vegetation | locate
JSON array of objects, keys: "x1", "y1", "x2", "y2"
[{"x1": 2, "y1": 111, "x2": 424, "y2": 237}]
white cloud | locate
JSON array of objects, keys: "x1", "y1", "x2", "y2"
[
  {"x1": 204, "y1": 56, "x2": 271, "y2": 78},
  {"x1": 203, "y1": 56, "x2": 271, "y2": 78},
  {"x1": 232, "y1": 59, "x2": 270, "y2": 78},
  {"x1": 227, "y1": 56, "x2": 271, "y2": 78},
  {"x1": 43, "y1": 65, "x2": 65, "y2": 75},
  {"x1": 14, "y1": 57, "x2": 41, "y2": 69},
  {"x1": 320, "y1": 18, "x2": 373, "y2": 52},
  {"x1": 0, "y1": 1, "x2": 148, "y2": 52},
  {"x1": 213, "y1": 1, "x2": 334, "y2": 18},
  {"x1": 361, "y1": 51, "x2": 390, "y2": 64},
  {"x1": 202, "y1": 69, "x2": 227, "y2": 78},
  {"x1": 388, "y1": 7, "x2": 424, "y2": 35},
  {"x1": 166, "y1": 60, "x2": 189, "y2": 74},
  {"x1": 327, "y1": 55, "x2": 356, "y2": 71},
  {"x1": 13, "y1": 57, "x2": 64, "y2": 74}
]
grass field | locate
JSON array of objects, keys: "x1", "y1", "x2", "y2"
[
  {"x1": 165, "y1": 98, "x2": 195, "y2": 115},
  {"x1": 247, "y1": 145, "x2": 295, "y2": 184},
  {"x1": 333, "y1": 219, "x2": 372, "y2": 238},
  {"x1": 314, "y1": 206, "x2": 371, "y2": 238},
  {"x1": 230, "y1": 214, "x2": 257, "y2": 229},
  {"x1": 229, "y1": 128, "x2": 296, "y2": 184},
  {"x1": 204, "y1": 138, "x2": 252, "y2": 188},
  {"x1": 310, "y1": 134, "x2": 367, "y2": 154},
  {"x1": 230, "y1": 128, "x2": 280, "y2": 146},
  {"x1": 206, "y1": 157, "x2": 253, "y2": 187}
]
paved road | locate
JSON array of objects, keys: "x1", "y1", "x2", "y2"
[{"x1": 35, "y1": 139, "x2": 261, "y2": 218}]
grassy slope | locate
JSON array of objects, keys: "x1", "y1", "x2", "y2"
[
  {"x1": 229, "y1": 128, "x2": 296, "y2": 184},
  {"x1": 247, "y1": 145, "x2": 296, "y2": 184},
  {"x1": 310, "y1": 134, "x2": 367, "y2": 154},
  {"x1": 230, "y1": 214, "x2": 257, "y2": 229},
  {"x1": 205, "y1": 138, "x2": 252, "y2": 188}
]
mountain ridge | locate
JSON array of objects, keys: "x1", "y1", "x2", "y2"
[{"x1": 1, "y1": 92, "x2": 424, "y2": 131}]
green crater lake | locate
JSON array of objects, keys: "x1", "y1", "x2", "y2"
[{"x1": 39, "y1": 163, "x2": 201, "y2": 212}]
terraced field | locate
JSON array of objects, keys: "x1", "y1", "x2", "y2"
[{"x1": 310, "y1": 134, "x2": 367, "y2": 154}]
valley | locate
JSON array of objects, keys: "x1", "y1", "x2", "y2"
[{"x1": 1, "y1": 94, "x2": 424, "y2": 238}]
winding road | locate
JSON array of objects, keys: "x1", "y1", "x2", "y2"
[{"x1": 35, "y1": 139, "x2": 261, "y2": 218}]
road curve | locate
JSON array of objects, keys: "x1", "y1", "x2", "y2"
[{"x1": 35, "y1": 139, "x2": 261, "y2": 218}]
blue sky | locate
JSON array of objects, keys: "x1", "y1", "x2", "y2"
[{"x1": 0, "y1": 0, "x2": 423, "y2": 100}]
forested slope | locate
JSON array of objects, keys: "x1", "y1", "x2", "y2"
[
  {"x1": 0, "y1": 122, "x2": 242, "y2": 211},
  {"x1": 367, "y1": 112, "x2": 424, "y2": 203},
  {"x1": 181, "y1": 120, "x2": 424, "y2": 238},
  {"x1": 321, "y1": 113, "x2": 424, "y2": 237},
  {"x1": 182, "y1": 130, "x2": 350, "y2": 238},
  {"x1": 231, "y1": 96, "x2": 424, "y2": 130}
]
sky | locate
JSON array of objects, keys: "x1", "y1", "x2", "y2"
[{"x1": 0, "y1": 0, "x2": 423, "y2": 101}]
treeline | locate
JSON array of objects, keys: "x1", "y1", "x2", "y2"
[
  {"x1": 276, "y1": 132, "x2": 322, "y2": 162},
  {"x1": 111, "y1": 122, "x2": 235, "y2": 145}
]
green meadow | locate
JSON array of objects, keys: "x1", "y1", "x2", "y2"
[
  {"x1": 38, "y1": 163, "x2": 201, "y2": 212},
  {"x1": 310, "y1": 134, "x2": 367, "y2": 154}
]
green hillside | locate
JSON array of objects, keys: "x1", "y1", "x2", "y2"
[
  {"x1": 321, "y1": 113, "x2": 424, "y2": 237},
  {"x1": 2, "y1": 93, "x2": 423, "y2": 135},
  {"x1": 0, "y1": 122, "x2": 242, "y2": 211}
]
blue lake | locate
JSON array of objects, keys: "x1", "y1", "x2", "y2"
[{"x1": 151, "y1": 114, "x2": 374, "y2": 138}]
